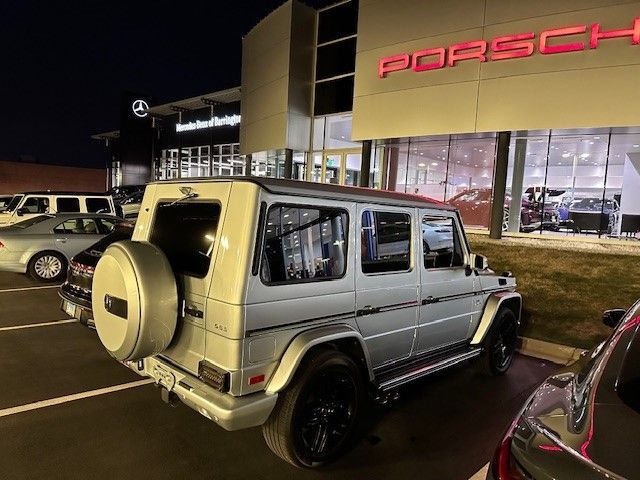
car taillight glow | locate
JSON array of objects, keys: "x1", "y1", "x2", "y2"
[
  {"x1": 492, "y1": 418, "x2": 525, "y2": 480},
  {"x1": 71, "y1": 260, "x2": 95, "y2": 274}
]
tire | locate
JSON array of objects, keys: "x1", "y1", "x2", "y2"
[
  {"x1": 479, "y1": 308, "x2": 518, "y2": 376},
  {"x1": 28, "y1": 251, "x2": 67, "y2": 282},
  {"x1": 262, "y1": 349, "x2": 364, "y2": 468}
]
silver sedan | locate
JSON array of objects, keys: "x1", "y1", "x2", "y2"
[{"x1": 0, "y1": 213, "x2": 124, "y2": 282}]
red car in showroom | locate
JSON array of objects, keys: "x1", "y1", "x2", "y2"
[{"x1": 446, "y1": 188, "x2": 560, "y2": 232}]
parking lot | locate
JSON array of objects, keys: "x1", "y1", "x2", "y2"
[{"x1": 0, "y1": 271, "x2": 558, "y2": 480}]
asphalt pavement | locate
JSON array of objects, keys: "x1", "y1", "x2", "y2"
[{"x1": 0, "y1": 272, "x2": 559, "y2": 479}]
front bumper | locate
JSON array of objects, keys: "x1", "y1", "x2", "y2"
[{"x1": 124, "y1": 356, "x2": 278, "y2": 431}]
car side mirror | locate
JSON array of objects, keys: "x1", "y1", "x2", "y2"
[
  {"x1": 16, "y1": 207, "x2": 27, "y2": 216},
  {"x1": 470, "y1": 253, "x2": 489, "y2": 271},
  {"x1": 602, "y1": 309, "x2": 626, "y2": 328}
]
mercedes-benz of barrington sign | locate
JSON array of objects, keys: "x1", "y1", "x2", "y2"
[
  {"x1": 175, "y1": 114, "x2": 241, "y2": 133},
  {"x1": 378, "y1": 17, "x2": 640, "y2": 78}
]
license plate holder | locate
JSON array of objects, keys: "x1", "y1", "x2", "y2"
[
  {"x1": 152, "y1": 363, "x2": 176, "y2": 391},
  {"x1": 64, "y1": 301, "x2": 77, "y2": 318}
]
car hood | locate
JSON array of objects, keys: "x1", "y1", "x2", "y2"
[{"x1": 515, "y1": 320, "x2": 640, "y2": 480}]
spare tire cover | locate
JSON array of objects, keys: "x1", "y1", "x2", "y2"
[{"x1": 92, "y1": 240, "x2": 178, "y2": 361}]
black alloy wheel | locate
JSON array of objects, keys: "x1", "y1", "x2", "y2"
[
  {"x1": 262, "y1": 350, "x2": 364, "y2": 468},
  {"x1": 293, "y1": 366, "x2": 358, "y2": 463},
  {"x1": 481, "y1": 309, "x2": 518, "y2": 375}
]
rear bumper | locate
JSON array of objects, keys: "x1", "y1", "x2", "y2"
[{"x1": 125, "y1": 356, "x2": 278, "y2": 431}]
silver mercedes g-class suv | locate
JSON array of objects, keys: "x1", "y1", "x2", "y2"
[{"x1": 91, "y1": 177, "x2": 521, "y2": 467}]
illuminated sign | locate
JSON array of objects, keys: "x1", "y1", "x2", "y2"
[
  {"x1": 175, "y1": 114, "x2": 241, "y2": 132},
  {"x1": 378, "y1": 17, "x2": 640, "y2": 78},
  {"x1": 132, "y1": 99, "x2": 149, "y2": 117}
]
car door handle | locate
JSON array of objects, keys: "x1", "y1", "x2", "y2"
[
  {"x1": 356, "y1": 305, "x2": 381, "y2": 317},
  {"x1": 421, "y1": 296, "x2": 437, "y2": 305},
  {"x1": 55, "y1": 238, "x2": 68, "y2": 243}
]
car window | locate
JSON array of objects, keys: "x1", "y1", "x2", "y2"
[
  {"x1": 56, "y1": 197, "x2": 81, "y2": 213},
  {"x1": 53, "y1": 218, "x2": 99, "y2": 234},
  {"x1": 617, "y1": 316, "x2": 640, "y2": 413},
  {"x1": 22, "y1": 197, "x2": 49, "y2": 213},
  {"x1": 260, "y1": 205, "x2": 348, "y2": 284},
  {"x1": 96, "y1": 218, "x2": 120, "y2": 234},
  {"x1": 86, "y1": 198, "x2": 112, "y2": 213},
  {"x1": 422, "y1": 215, "x2": 464, "y2": 269},
  {"x1": 361, "y1": 210, "x2": 411, "y2": 274},
  {"x1": 6, "y1": 195, "x2": 23, "y2": 212},
  {"x1": 149, "y1": 202, "x2": 221, "y2": 278}
]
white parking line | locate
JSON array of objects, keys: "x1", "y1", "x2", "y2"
[
  {"x1": 0, "y1": 319, "x2": 77, "y2": 331},
  {"x1": 469, "y1": 463, "x2": 489, "y2": 480},
  {"x1": 0, "y1": 379, "x2": 154, "y2": 418},
  {"x1": 0, "y1": 284, "x2": 62, "y2": 293}
]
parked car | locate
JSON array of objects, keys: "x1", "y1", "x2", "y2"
[
  {"x1": 487, "y1": 301, "x2": 640, "y2": 480},
  {"x1": 119, "y1": 190, "x2": 144, "y2": 219},
  {"x1": 91, "y1": 177, "x2": 522, "y2": 467},
  {"x1": 107, "y1": 185, "x2": 145, "y2": 204},
  {"x1": 0, "y1": 195, "x2": 13, "y2": 212},
  {"x1": 59, "y1": 222, "x2": 134, "y2": 326},
  {"x1": 0, "y1": 191, "x2": 116, "y2": 227},
  {"x1": 446, "y1": 188, "x2": 559, "y2": 232},
  {"x1": 0, "y1": 213, "x2": 125, "y2": 281}
]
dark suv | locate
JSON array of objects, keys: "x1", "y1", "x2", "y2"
[{"x1": 59, "y1": 222, "x2": 134, "y2": 326}]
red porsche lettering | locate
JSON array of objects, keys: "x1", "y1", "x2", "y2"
[{"x1": 377, "y1": 16, "x2": 640, "y2": 78}]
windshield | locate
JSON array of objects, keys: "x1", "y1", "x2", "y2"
[
  {"x1": 617, "y1": 306, "x2": 640, "y2": 413},
  {"x1": 5, "y1": 195, "x2": 23, "y2": 212},
  {"x1": 84, "y1": 223, "x2": 134, "y2": 256}
]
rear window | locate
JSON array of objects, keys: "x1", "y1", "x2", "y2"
[
  {"x1": 149, "y1": 202, "x2": 221, "y2": 278},
  {"x1": 56, "y1": 198, "x2": 81, "y2": 213},
  {"x1": 84, "y1": 224, "x2": 134, "y2": 256},
  {"x1": 86, "y1": 198, "x2": 112, "y2": 213}
]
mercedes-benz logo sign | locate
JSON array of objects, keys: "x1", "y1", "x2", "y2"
[{"x1": 132, "y1": 99, "x2": 149, "y2": 118}]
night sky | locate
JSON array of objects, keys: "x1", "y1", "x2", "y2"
[{"x1": 1, "y1": 0, "x2": 328, "y2": 169}]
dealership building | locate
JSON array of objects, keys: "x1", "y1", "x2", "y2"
[{"x1": 96, "y1": 0, "x2": 640, "y2": 238}]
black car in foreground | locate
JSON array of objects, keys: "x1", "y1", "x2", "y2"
[
  {"x1": 59, "y1": 222, "x2": 134, "y2": 326},
  {"x1": 488, "y1": 301, "x2": 640, "y2": 480}
]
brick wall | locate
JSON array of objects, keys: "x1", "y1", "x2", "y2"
[{"x1": 0, "y1": 161, "x2": 107, "y2": 194}]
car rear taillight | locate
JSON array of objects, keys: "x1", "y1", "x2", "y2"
[
  {"x1": 0, "y1": 241, "x2": 4, "y2": 248},
  {"x1": 492, "y1": 418, "x2": 525, "y2": 480},
  {"x1": 70, "y1": 260, "x2": 95, "y2": 274},
  {"x1": 198, "y1": 361, "x2": 229, "y2": 393}
]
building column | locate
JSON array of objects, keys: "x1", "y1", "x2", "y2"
[
  {"x1": 507, "y1": 138, "x2": 527, "y2": 232},
  {"x1": 283, "y1": 148, "x2": 293, "y2": 179},
  {"x1": 244, "y1": 153, "x2": 252, "y2": 176},
  {"x1": 359, "y1": 140, "x2": 372, "y2": 188},
  {"x1": 386, "y1": 147, "x2": 399, "y2": 190},
  {"x1": 489, "y1": 131, "x2": 511, "y2": 239}
]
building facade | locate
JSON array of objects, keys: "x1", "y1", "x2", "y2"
[{"x1": 99, "y1": 0, "x2": 640, "y2": 238}]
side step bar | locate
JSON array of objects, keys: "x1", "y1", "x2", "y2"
[{"x1": 376, "y1": 348, "x2": 482, "y2": 392}]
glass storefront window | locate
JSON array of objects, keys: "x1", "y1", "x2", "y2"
[
  {"x1": 404, "y1": 140, "x2": 449, "y2": 199},
  {"x1": 609, "y1": 134, "x2": 640, "y2": 238}
]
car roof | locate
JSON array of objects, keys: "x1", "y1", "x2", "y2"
[
  {"x1": 18, "y1": 191, "x2": 112, "y2": 196},
  {"x1": 48, "y1": 213, "x2": 120, "y2": 219},
  {"x1": 151, "y1": 176, "x2": 454, "y2": 211}
]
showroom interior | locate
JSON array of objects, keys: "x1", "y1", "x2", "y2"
[{"x1": 95, "y1": 0, "x2": 640, "y2": 240}]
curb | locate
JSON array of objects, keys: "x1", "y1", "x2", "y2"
[{"x1": 517, "y1": 336, "x2": 587, "y2": 365}]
